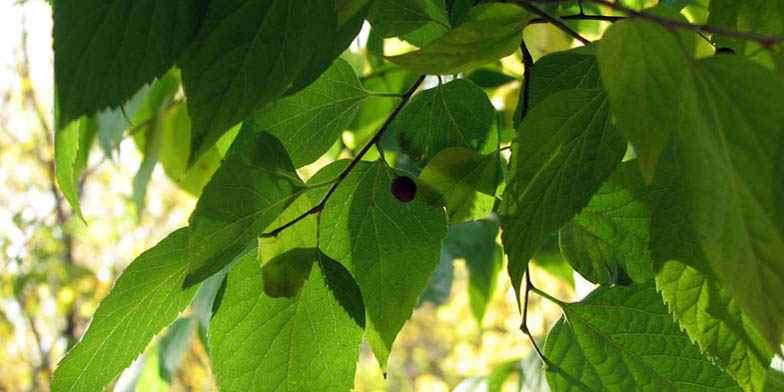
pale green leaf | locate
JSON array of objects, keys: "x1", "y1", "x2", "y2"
[
  {"x1": 180, "y1": 0, "x2": 335, "y2": 165},
  {"x1": 598, "y1": 17, "x2": 692, "y2": 183},
  {"x1": 544, "y1": 283, "x2": 741, "y2": 391},
  {"x1": 385, "y1": 3, "x2": 528, "y2": 74},
  {"x1": 53, "y1": 0, "x2": 206, "y2": 123},
  {"x1": 209, "y1": 249, "x2": 364, "y2": 392},
  {"x1": 559, "y1": 160, "x2": 667, "y2": 286},
  {"x1": 500, "y1": 88, "x2": 625, "y2": 300},
  {"x1": 418, "y1": 147, "x2": 500, "y2": 224},
  {"x1": 248, "y1": 59, "x2": 368, "y2": 167},
  {"x1": 157, "y1": 317, "x2": 195, "y2": 384},
  {"x1": 675, "y1": 56, "x2": 784, "y2": 350},
  {"x1": 186, "y1": 130, "x2": 305, "y2": 286},
  {"x1": 51, "y1": 229, "x2": 200, "y2": 392},
  {"x1": 318, "y1": 160, "x2": 447, "y2": 367},
  {"x1": 391, "y1": 79, "x2": 497, "y2": 163},
  {"x1": 54, "y1": 115, "x2": 95, "y2": 221}
]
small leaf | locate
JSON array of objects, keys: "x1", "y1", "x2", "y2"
[
  {"x1": 180, "y1": 0, "x2": 335, "y2": 165},
  {"x1": 559, "y1": 160, "x2": 667, "y2": 286},
  {"x1": 318, "y1": 160, "x2": 447, "y2": 367},
  {"x1": 51, "y1": 229, "x2": 200, "y2": 392},
  {"x1": 418, "y1": 147, "x2": 500, "y2": 224},
  {"x1": 391, "y1": 79, "x2": 498, "y2": 163},
  {"x1": 53, "y1": 0, "x2": 207, "y2": 123},
  {"x1": 544, "y1": 283, "x2": 741, "y2": 391},
  {"x1": 157, "y1": 318, "x2": 195, "y2": 383},
  {"x1": 598, "y1": 16, "x2": 693, "y2": 182},
  {"x1": 385, "y1": 3, "x2": 528, "y2": 74},
  {"x1": 418, "y1": 248, "x2": 455, "y2": 307},
  {"x1": 186, "y1": 130, "x2": 305, "y2": 286},
  {"x1": 248, "y1": 59, "x2": 368, "y2": 167},
  {"x1": 54, "y1": 112, "x2": 98, "y2": 221},
  {"x1": 500, "y1": 88, "x2": 625, "y2": 301},
  {"x1": 209, "y1": 249, "x2": 364, "y2": 391}
]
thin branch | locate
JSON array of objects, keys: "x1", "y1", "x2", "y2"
[
  {"x1": 261, "y1": 75, "x2": 427, "y2": 238},
  {"x1": 518, "y1": 38, "x2": 534, "y2": 123},
  {"x1": 520, "y1": 267, "x2": 548, "y2": 363},
  {"x1": 529, "y1": 14, "x2": 623, "y2": 24},
  {"x1": 530, "y1": 0, "x2": 784, "y2": 46},
  {"x1": 515, "y1": 0, "x2": 591, "y2": 45}
]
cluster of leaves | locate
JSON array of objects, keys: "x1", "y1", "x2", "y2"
[{"x1": 47, "y1": 0, "x2": 784, "y2": 391}]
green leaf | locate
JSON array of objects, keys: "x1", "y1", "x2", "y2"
[
  {"x1": 367, "y1": 0, "x2": 449, "y2": 38},
  {"x1": 51, "y1": 228, "x2": 200, "y2": 392},
  {"x1": 559, "y1": 160, "x2": 666, "y2": 286},
  {"x1": 767, "y1": 368, "x2": 784, "y2": 391},
  {"x1": 652, "y1": 152, "x2": 773, "y2": 392},
  {"x1": 675, "y1": 56, "x2": 784, "y2": 350},
  {"x1": 318, "y1": 160, "x2": 447, "y2": 367},
  {"x1": 544, "y1": 283, "x2": 742, "y2": 391},
  {"x1": 157, "y1": 317, "x2": 195, "y2": 384},
  {"x1": 385, "y1": 3, "x2": 528, "y2": 74},
  {"x1": 180, "y1": 0, "x2": 335, "y2": 165},
  {"x1": 391, "y1": 79, "x2": 498, "y2": 163},
  {"x1": 515, "y1": 48, "x2": 600, "y2": 129},
  {"x1": 418, "y1": 248, "x2": 455, "y2": 307},
  {"x1": 500, "y1": 88, "x2": 625, "y2": 301},
  {"x1": 185, "y1": 130, "x2": 305, "y2": 287},
  {"x1": 418, "y1": 147, "x2": 500, "y2": 224},
  {"x1": 444, "y1": 218, "x2": 502, "y2": 324},
  {"x1": 209, "y1": 249, "x2": 364, "y2": 392},
  {"x1": 53, "y1": 0, "x2": 207, "y2": 124},
  {"x1": 597, "y1": 17, "x2": 692, "y2": 183},
  {"x1": 132, "y1": 115, "x2": 163, "y2": 215},
  {"x1": 247, "y1": 59, "x2": 369, "y2": 168},
  {"x1": 54, "y1": 115, "x2": 96, "y2": 221}
]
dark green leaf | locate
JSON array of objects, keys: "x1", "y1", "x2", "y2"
[
  {"x1": 367, "y1": 0, "x2": 449, "y2": 38},
  {"x1": 51, "y1": 229, "x2": 200, "y2": 392},
  {"x1": 209, "y1": 249, "x2": 364, "y2": 391},
  {"x1": 418, "y1": 147, "x2": 500, "y2": 224},
  {"x1": 466, "y1": 68, "x2": 517, "y2": 89},
  {"x1": 559, "y1": 160, "x2": 667, "y2": 286},
  {"x1": 186, "y1": 131, "x2": 305, "y2": 286},
  {"x1": 391, "y1": 79, "x2": 498, "y2": 163},
  {"x1": 598, "y1": 16, "x2": 692, "y2": 182},
  {"x1": 500, "y1": 88, "x2": 625, "y2": 300},
  {"x1": 248, "y1": 59, "x2": 369, "y2": 167},
  {"x1": 53, "y1": 0, "x2": 207, "y2": 123},
  {"x1": 180, "y1": 0, "x2": 335, "y2": 165},
  {"x1": 386, "y1": 3, "x2": 528, "y2": 74},
  {"x1": 708, "y1": 1, "x2": 784, "y2": 75},
  {"x1": 675, "y1": 56, "x2": 784, "y2": 350},
  {"x1": 318, "y1": 160, "x2": 447, "y2": 367},
  {"x1": 544, "y1": 283, "x2": 741, "y2": 391}
]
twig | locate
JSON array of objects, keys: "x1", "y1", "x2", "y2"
[
  {"x1": 529, "y1": 14, "x2": 623, "y2": 24},
  {"x1": 261, "y1": 75, "x2": 427, "y2": 238},
  {"x1": 529, "y1": 0, "x2": 784, "y2": 46},
  {"x1": 520, "y1": 267, "x2": 548, "y2": 363},
  {"x1": 515, "y1": 0, "x2": 591, "y2": 45}
]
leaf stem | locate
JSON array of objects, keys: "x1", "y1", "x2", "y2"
[
  {"x1": 520, "y1": 267, "x2": 548, "y2": 363},
  {"x1": 260, "y1": 75, "x2": 427, "y2": 238}
]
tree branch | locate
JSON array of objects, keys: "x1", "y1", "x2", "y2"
[
  {"x1": 515, "y1": 0, "x2": 591, "y2": 45},
  {"x1": 261, "y1": 75, "x2": 427, "y2": 238}
]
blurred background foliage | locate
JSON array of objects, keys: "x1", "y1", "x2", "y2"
[{"x1": 0, "y1": 0, "x2": 706, "y2": 390}]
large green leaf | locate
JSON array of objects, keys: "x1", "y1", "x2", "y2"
[
  {"x1": 390, "y1": 78, "x2": 497, "y2": 163},
  {"x1": 180, "y1": 0, "x2": 335, "y2": 165},
  {"x1": 559, "y1": 160, "x2": 666, "y2": 286},
  {"x1": 209, "y1": 249, "x2": 364, "y2": 392},
  {"x1": 675, "y1": 56, "x2": 784, "y2": 350},
  {"x1": 598, "y1": 17, "x2": 692, "y2": 183},
  {"x1": 444, "y1": 218, "x2": 502, "y2": 324},
  {"x1": 385, "y1": 3, "x2": 528, "y2": 74},
  {"x1": 318, "y1": 160, "x2": 447, "y2": 367},
  {"x1": 652, "y1": 152, "x2": 773, "y2": 392},
  {"x1": 367, "y1": 0, "x2": 450, "y2": 38},
  {"x1": 53, "y1": 0, "x2": 207, "y2": 123},
  {"x1": 544, "y1": 283, "x2": 741, "y2": 391},
  {"x1": 185, "y1": 130, "x2": 305, "y2": 286},
  {"x1": 51, "y1": 229, "x2": 200, "y2": 392},
  {"x1": 418, "y1": 147, "x2": 501, "y2": 224},
  {"x1": 247, "y1": 59, "x2": 369, "y2": 168},
  {"x1": 500, "y1": 88, "x2": 625, "y2": 300}
]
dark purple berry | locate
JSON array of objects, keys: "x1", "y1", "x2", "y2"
[
  {"x1": 715, "y1": 47, "x2": 736, "y2": 55},
  {"x1": 391, "y1": 176, "x2": 416, "y2": 202}
]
